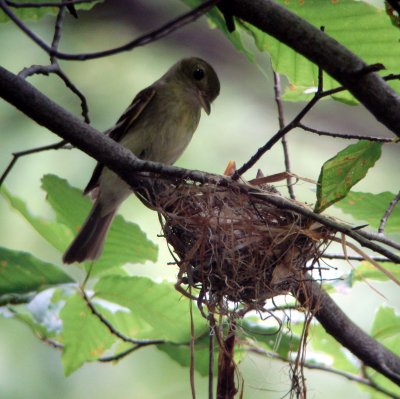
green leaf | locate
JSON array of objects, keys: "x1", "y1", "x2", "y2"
[
  {"x1": 350, "y1": 261, "x2": 400, "y2": 284},
  {"x1": 181, "y1": 0, "x2": 256, "y2": 64},
  {"x1": 41, "y1": 174, "x2": 158, "y2": 274},
  {"x1": 371, "y1": 305, "x2": 400, "y2": 342},
  {"x1": 95, "y1": 276, "x2": 208, "y2": 343},
  {"x1": 335, "y1": 191, "x2": 400, "y2": 233},
  {"x1": 158, "y1": 336, "x2": 213, "y2": 377},
  {"x1": 0, "y1": 247, "x2": 73, "y2": 298},
  {"x1": 240, "y1": 319, "x2": 300, "y2": 358},
  {"x1": 367, "y1": 306, "x2": 400, "y2": 398},
  {"x1": 263, "y1": 0, "x2": 400, "y2": 103},
  {"x1": 0, "y1": 0, "x2": 103, "y2": 23},
  {"x1": 309, "y1": 324, "x2": 358, "y2": 373},
  {"x1": 1, "y1": 186, "x2": 72, "y2": 252},
  {"x1": 60, "y1": 293, "x2": 116, "y2": 376},
  {"x1": 314, "y1": 141, "x2": 382, "y2": 213},
  {"x1": 185, "y1": 0, "x2": 400, "y2": 103}
]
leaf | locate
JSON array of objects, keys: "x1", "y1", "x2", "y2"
[
  {"x1": 371, "y1": 305, "x2": 400, "y2": 342},
  {"x1": 1, "y1": 186, "x2": 72, "y2": 252},
  {"x1": 158, "y1": 336, "x2": 214, "y2": 377},
  {"x1": 184, "y1": 0, "x2": 400, "y2": 103},
  {"x1": 181, "y1": 0, "x2": 256, "y2": 64},
  {"x1": 0, "y1": 0, "x2": 103, "y2": 23},
  {"x1": 95, "y1": 276, "x2": 208, "y2": 343},
  {"x1": 41, "y1": 174, "x2": 158, "y2": 274},
  {"x1": 309, "y1": 324, "x2": 358, "y2": 373},
  {"x1": 0, "y1": 247, "x2": 73, "y2": 298},
  {"x1": 367, "y1": 306, "x2": 400, "y2": 398},
  {"x1": 240, "y1": 319, "x2": 301, "y2": 358},
  {"x1": 335, "y1": 191, "x2": 400, "y2": 233},
  {"x1": 60, "y1": 293, "x2": 116, "y2": 376},
  {"x1": 350, "y1": 261, "x2": 400, "y2": 284},
  {"x1": 314, "y1": 141, "x2": 382, "y2": 213}
]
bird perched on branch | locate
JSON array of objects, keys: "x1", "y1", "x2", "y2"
[{"x1": 63, "y1": 57, "x2": 220, "y2": 263}]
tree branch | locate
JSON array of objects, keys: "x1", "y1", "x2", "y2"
[
  {"x1": 0, "y1": 0, "x2": 221, "y2": 60},
  {"x1": 248, "y1": 346, "x2": 399, "y2": 398},
  {"x1": 378, "y1": 189, "x2": 400, "y2": 234},
  {"x1": 1, "y1": 65, "x2": 400, "y2": 386},
  {"x1": 293, "y1": 278, "x2": 400, "y2": 386},
  {"x1": 229, "y1": 0, "x2": 400, "y2": 139}
]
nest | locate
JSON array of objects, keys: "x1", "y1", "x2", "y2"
[{"x1": 148, "y1": 179, "x2": 332, "y2": 314}]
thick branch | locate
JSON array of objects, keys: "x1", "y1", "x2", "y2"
[
  {"x1": 229, "y1": 0, "x2": 400, "y2": 138},
  {"x1": 1, "y1": 65, "x2": 400, "y2": 385},
  {"x1": 293, "y1": 279, "x2": 400, "y2": 386}
]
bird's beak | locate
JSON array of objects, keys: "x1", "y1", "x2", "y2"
[{"x1": 198, "y1": 91, "x2": 211, "y2": 115}]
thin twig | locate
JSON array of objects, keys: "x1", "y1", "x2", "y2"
[
  {"x1": 82, "y1": 290, "x2": 164, "y2": 346},
  {"x1": 298, "y1": 124, "x2": 396, "y2": 143},
  {"x1": 378, "y1": 189, "x2": 400, "y2": 234},
  {"x1": 0, "y1": 140, "x2": 67, "y2": 187},
  {"x1": 234, "y1": 66, "x2": 325, "y2": 179},
  {"x1": 248, "y1": 346, "x2": 399, "y2": 399},
  {"x1": 322, "y1": 254, "x2": 393, "y2": 263},
  {"x1": 357, "y1": 230, "x2": 400, "y2": 252},
  {"x1": 98, "y1": 345, "x2": 150, "y2": 363},
  {"x1": 273, "y1": 71, "x2": 295, "y2": 200},
  {"x1": 0, "y1": 0, "x2": 222, "y2": 60}
]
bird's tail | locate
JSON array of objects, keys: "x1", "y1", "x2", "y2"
[{"x1": 63, "y1": 201, "x2": 116, "y2": 264}]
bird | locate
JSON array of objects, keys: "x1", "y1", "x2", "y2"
[{"x1": 62, "y1": 57, "x2": 220, "y2": 264}]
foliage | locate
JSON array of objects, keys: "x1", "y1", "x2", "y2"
[
  {"x1": 0, "y1": 0, "x2": 103, "y2": 23},
  {"x1": 0, "y1": 0, "x2": 400, "y2": 397},
  {"x1": 184, "y1": 0, "x2": 400, "y2": 103},
  {"x1": 314, "y1": 141, "x2": 382, "y2": 213}
]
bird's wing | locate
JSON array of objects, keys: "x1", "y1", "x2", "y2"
[{"x1": 84, "y1": 87, "x2": 156, "y2": 196}]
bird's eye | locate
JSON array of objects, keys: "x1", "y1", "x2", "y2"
[{"x1": 193, "y1": 67, "x2": 205, "y2": 81}]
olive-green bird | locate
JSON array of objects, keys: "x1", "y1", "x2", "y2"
[{"x1": 63, "y1": 57, "x2": 220, "y2": 263}]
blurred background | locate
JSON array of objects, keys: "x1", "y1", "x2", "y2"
[{"x1": 0, "y1": 1, "x2": 399, "y2": 398}]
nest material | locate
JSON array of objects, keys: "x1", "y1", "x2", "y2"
[{"x1": 151, "y1": 180, "x2": 332, "y2": 312}]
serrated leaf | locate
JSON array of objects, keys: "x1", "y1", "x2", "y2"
[
  {"x1": 335, "y1": 191, "x2": 400, "y2": 233},
  {"x1": 41, "y1": 174, "x2": 158, "y2": 274},
  {"x1": 60, "y1": 293, "x2": 116, "y2": 375},
  {"x1": 0, "y1": 0, "x2": 103, "y2": 23},
  {"x1": 1, "y1": 186, "x2": 72, "y2": 251},
  {"x1": 95, "y1": 276, "x2": 208, "y2": 343},
  {"x1": 350, "y1": 261, "x2": 400, "y2": 284},
  {"x1": 315, "y1": 141, "x2": 382, "y2": 213},
  {"x1": 0, "y1": 247, "x2": 73, "y2": 298}
]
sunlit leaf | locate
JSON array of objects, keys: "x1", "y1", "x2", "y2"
[
  {"x1": 95, "y1": 276, "x2": 208, "y2": 343},
  {"x1": 0, "y1": 247, "x2": 73, "y2": 298},
  {"x1": 315, "y1": 141, "x2": 382, "y2": 213},
  {"x1": 335, "y1": 191, "x2": 400, "y2": 233},
  {"x1": 60, "y1": 293, "x2": 116, "y2": 376}
]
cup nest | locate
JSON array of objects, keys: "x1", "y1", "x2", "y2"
[{"x1": 152, "y1": 180, "x2": 333, "y2": 314}]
